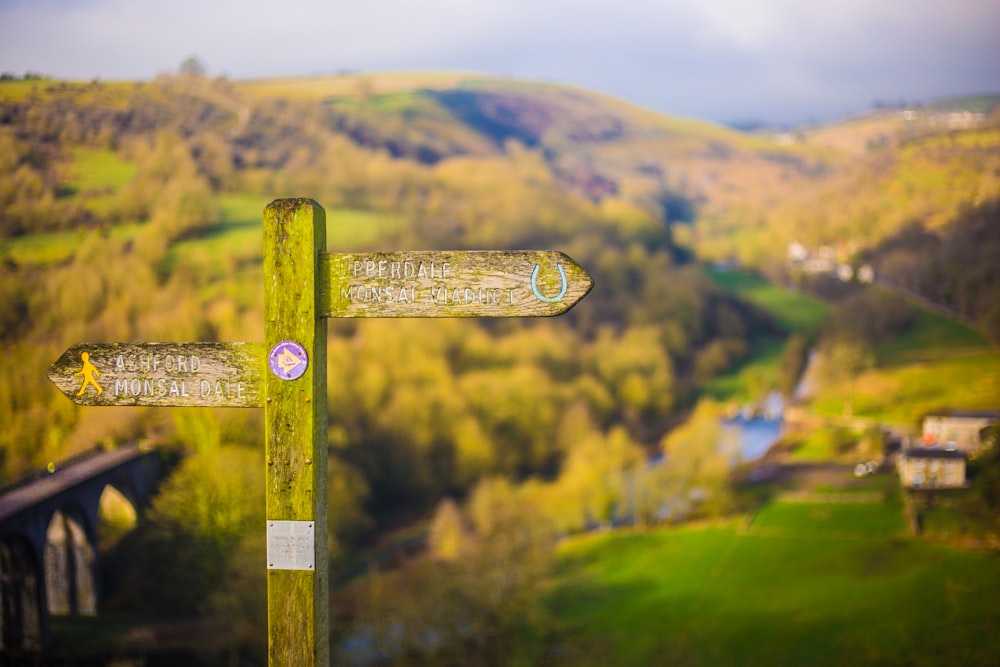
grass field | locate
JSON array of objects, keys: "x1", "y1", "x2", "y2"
[
  {"x1": 0, "y1": 224, "x2": 141, "y2": 265},
  {"x1": 808, "y1": 350, "x2": 1000, "y2": 424},
  {"x1": 2, "y1": 192, "x2": 406, "y2": 269},
  {"x1": 0, "y1": 78, "x2": 136, "y2": 105},
  {"x1": 702, "y1": 337, "x2": 784, "y2": 404},
  {"x1": 175, "y1": 194, "x2": 405, "y2": 255},
  {"x1": 65, "y1": 148, "x2": 135, "y2": 192},
  {"x1": 62, "y1": 147, "x2": 136, "y2": 216},
  {"x1": 550, "y1": 500, "x2": 1000, "y2": 667},
  {"x1": 876, "y1": 308, "x2": 987, "y2": 364},
  {"x1": 707, "y1": 267, "x2": 829, "y2": 335},
  {"x1": 789, "y1": 426, "x2": 855, "y2": 461}
]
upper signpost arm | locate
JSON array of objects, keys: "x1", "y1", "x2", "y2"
[{"x1": 319, "y1": 250, "x2": 593, "y2": 318}]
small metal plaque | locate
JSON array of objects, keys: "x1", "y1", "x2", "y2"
[
  {"x1": 268, "y1": 340, "x2": 308, "y2": 381},
  {"x1": 266, "y1": 520, "x2": 315, "y2": 571}
]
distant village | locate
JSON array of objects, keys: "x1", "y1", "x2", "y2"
[
  {"x1": 786, "y1": 241, "x2": 874, "y2": 284},
  {"x1": 771, "y1": 107, "x2": 987, "y2": 146}
]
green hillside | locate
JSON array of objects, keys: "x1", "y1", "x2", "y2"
[
  {"x1": 550, "y1": 499, "x2": 1000, "y2": 667},
  {"x1": 1, "y1": 71, "x2": 998, "y2": 663}
]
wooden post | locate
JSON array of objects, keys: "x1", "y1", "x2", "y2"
[{"x1": 263, "y1": 199, "x2": 329, "y2": 666}]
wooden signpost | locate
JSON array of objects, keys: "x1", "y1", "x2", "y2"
[{"x1": 48, "y1": 198, "x2": 593, "y2": 666}]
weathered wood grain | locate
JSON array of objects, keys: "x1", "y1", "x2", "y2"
[
  {"x1": 263, "y1": 198, "x2": 329, "y2": 667},
  {"x1": 46, "y1": 342, "x2": 264, "y2": 407},
  {"x1": 320, "y1": 250, "x2": 594, "y2": 318}
]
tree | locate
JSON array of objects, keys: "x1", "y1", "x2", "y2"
[
  {"x1": 428, "y1": 497, "x2": 468, "y2": 560},
  {"x1": 659, "y1": 401, "x2": 733, "y2": 519},
  {"x1": 179, "y1": 56, "x2": 207, "y2": 78}
]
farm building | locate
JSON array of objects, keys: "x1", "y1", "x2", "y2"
[
  {"x1": 898, "y1": 448, "x2": 967, "y2": 489},
  {"x1": 921, "y1": 411, "x2": 999, "y2": 454}
]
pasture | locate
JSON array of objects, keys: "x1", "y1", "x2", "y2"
[
  {"x1": 706, "y1": 267, "x2": 829, "y2": 335},
  {"x1": 550, "y1": 499, "x2": 1000, "y2": 667}
]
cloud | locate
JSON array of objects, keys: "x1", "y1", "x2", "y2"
[{"x1": 1, "y1": 0, "x2": 998, "y2": 123}]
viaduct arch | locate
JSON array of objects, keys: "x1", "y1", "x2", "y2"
[{"x1": 0, "y1": 444, "x2": 164, "y2": 651}]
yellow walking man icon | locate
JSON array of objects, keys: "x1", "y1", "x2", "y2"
[{"x1": 75, "y1": 351, "x2": 103, "y2": 396}]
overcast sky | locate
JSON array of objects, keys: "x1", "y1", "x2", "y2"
[{"x1": 1, "y1": 0, "x2": 998, "y2": 125}]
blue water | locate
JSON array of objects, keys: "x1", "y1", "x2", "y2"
[{"x1": 721, "y1": 415, "x2": 784, "y2": 462}]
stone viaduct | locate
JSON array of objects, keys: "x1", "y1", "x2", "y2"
[{"x1": 0, "y1": 444, "x2": 164, "y2": 652}]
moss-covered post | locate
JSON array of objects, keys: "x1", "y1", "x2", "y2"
[{"x1": 263, "y1": 199, "x2": 329, "y2": 667}]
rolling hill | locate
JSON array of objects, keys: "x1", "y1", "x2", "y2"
[{"x1": 1, "y1": 70, "x2": 998, "y2": 664}]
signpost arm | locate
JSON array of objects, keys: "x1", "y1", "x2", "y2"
[{"x1": 263, "y1": 199, "x2": 329, "y2": 666}]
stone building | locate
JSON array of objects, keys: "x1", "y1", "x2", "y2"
[
  {"x1": 921, "y1": 411, "x2": 1000, "y2": 454},
  {"x1": 898, "y1": 448, "x2": 967, "y2": 489}
]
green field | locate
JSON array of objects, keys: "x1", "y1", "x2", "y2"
[
  {"x1": 876, "y1": 308, "x2": 988, "y2": 364},
  {"x1": 0, "y1": 224, "x2": 141, "y2": 265},
  {"x1": 172, "y1": 194, "x2": 404, "y2": 257},
  {"x1": 707, "y1": 268, "x2": 829, "y2": 335},
  {"x1": 2, "y1": 192, "x2": 406, "y2": 268},
  {"x1": 702, "y1": 336, "x2": 784, "y2": 404},
  {"x1": 0, "y1": 147, "x2": 138, "y2": 264},
  {"x1": 63, "y1": 147, "x2": 136, "y2": 215},
  {"x1": 550, "y1": 500, "x2": 1000, "y2": 666},
  {"x1": 808, "y1": 349, "x2": 1000, "y2": 424}
]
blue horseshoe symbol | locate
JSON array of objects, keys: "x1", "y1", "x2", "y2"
[{"x1": 530, "y1": 263, "x2": 568, "y2": 303}]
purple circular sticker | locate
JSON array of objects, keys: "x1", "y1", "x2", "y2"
[{"x1": 269, "y1": 340, "x2": 309, "y2": 381}]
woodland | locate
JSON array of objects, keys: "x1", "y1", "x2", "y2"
[{"x1": 1, "y1": 71, "x2": 999, "y2": 664}]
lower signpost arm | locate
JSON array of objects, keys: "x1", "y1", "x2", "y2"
[{"x1": 263, "y1": 198, "x2": 329, "y2": 666}]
